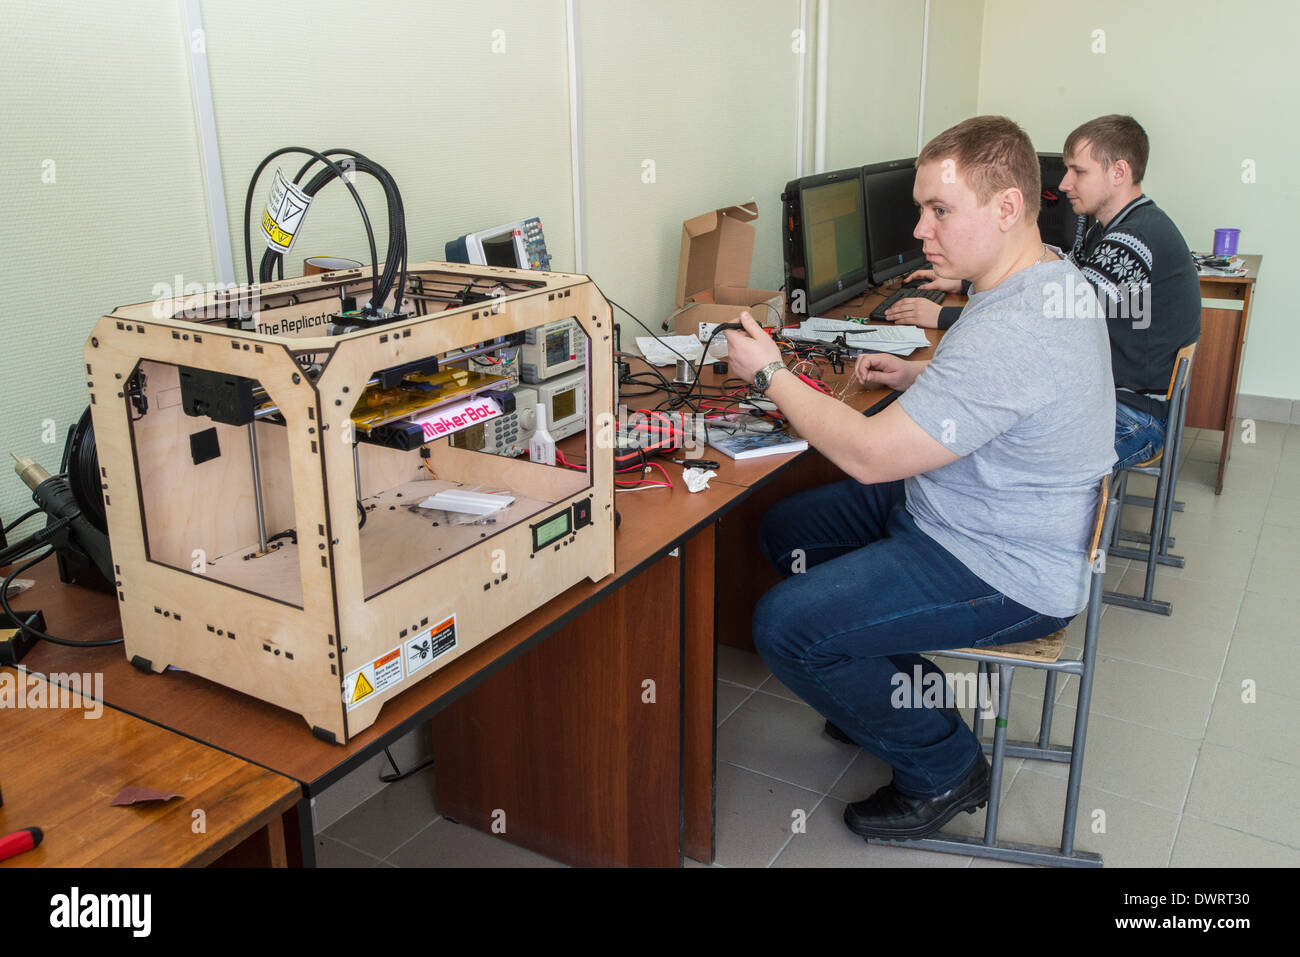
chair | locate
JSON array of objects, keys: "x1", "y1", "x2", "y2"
[
  {"x1": 1103, "y1": 342, "x2": 1197, "y2": 615},
  {"x1": 876, "y1": 476, "x2": 1119, "y2": 867}
]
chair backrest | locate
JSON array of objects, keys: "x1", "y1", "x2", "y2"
[
  {"x1": 1087, "y1": 474, "x2": 1110, "y2": 566},
  {"x1": 1163, "y1": 342, "x2": 1198, "y2": 400}
]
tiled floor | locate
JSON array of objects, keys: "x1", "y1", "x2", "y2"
[{"x1": 315, "y1": 421, "x2": 1300, "y2": 867}]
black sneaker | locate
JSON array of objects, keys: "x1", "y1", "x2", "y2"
[
  {"x1": 843, "y1": 755, "x2": 990, "y2": 841},
  {"x1": 823, "y1": 720, "x2": 855, "y2": 744}
]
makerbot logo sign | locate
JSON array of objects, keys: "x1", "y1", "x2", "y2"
[{"x1": 414, "y1": 397, "x2": 502, "y2": 441}]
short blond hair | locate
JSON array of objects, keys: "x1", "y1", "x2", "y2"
[{"x1": 917, "y1": 115, "x2": 1041, "y2": 220}]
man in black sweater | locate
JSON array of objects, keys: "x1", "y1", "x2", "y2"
[{"x1": 888, "y1": 115, "x2": 1201, "y2": 468}]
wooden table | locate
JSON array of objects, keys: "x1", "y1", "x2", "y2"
[
  {"x1": 5, "y1": 282, "x2": 940, "y2": 868},
  {"x1": 11, "y1": 469, "x2": 750, "y2": 867},
  {"x1": 1186, "y1": 254, "x2": 1262, "y2": 494},
  {"x1": 0, "y1": 667, "x2": 299, "y2": 867}
]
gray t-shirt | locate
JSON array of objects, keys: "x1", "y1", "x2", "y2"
[{"x1": 899, "y1": 258, "x2": 1117, "y2": 617}]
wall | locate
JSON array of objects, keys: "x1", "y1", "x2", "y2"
[
  {"x1": 0, "y1": 0, "x2": 978, "y2": 528},
  {"x1": 977, "y1": 0, "x2": 1298, "y2": 403},
  {"x1": 0, "y1": 0, "x2": 214, "y2": 525}
]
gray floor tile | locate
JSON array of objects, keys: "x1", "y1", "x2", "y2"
[
  {"x1": 1102, "y1": 591, "x2": 1240, "y2": 640},
  {"x1": 322, "y1": 766, "x2": 440, "y2": 859},
  {"x1": 1112, "y1": 568, "x2": 1244, "y2": 620},
  {"x1": 1023, "y1": 708, "x2": 1199, "y2": 811},
  {"x1": 713, "y1": 762, "x2": 824, "y2": 868},
  {"x1": 716, "y1": 679, "x2": 754, "y2": 727},
  {"x1": 717, "y1": 645, "x2": 771, "y2": 688},
  {"x1": 312, "y1": 750, "x2": 394, "y2": 833},
  {"x1": 1097, "y1": 611, "x2": 1233, "y2": 680},
  {"x1": 1205, "y1": 681, "x2": 1300, "y2": 767},
  {"x1": 757, "y1": 672, "x2": 805, "y2": 705},
  {"x1": 1223, "y1": 602, "x2": 1300, "y2": 698},
  {"x1": 387, "y1": 818, "x2": 565, "y2": 867},
  {"x1": 1263, "y1": 493, "x2": 1300, "y2": 528},
  {"x1": 947, "y1": 765, "x2": 1179, "y2": 866},
  {"x1": 1185, "y1": 744, "x2": 1300, "y2": 847},
  {"x1": 1172, "y1": 817, "x2": 1300, "y2": 867},
  {"x1": 771, "y1": 797, "x2": 973, "y2": 868},
  {"x1": 1076, "y1": 653, "x2": 1214, "y2": 737},
  {"x1": 1244, "y1": 525, "x2": 1300, "y2": 596},
  {"x1": 315, "y1": 834, "x2": 385, "y2": 868},
  {"x1": 1183, "y1": 457, "x2": 1274, "y2": 495},
  {"x1": 716, "y1": 691, "x2": 858, "y2": 793},
  {"x1": 827, "y1": 747, "x2": 897, "y2": 803}
]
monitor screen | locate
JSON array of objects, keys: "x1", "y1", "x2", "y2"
[
  {"x1": 480, "y1": 231, "x2": 521, "y2": 268},
  {"x1": 798, "y1": 174, "x2": 870, "y2": 310},
  {"x1": 862, "y1": 160, "x2": 926, "y2": 283}
]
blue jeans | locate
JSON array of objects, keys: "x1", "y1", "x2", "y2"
[
  {"x1": 1114, "y1": 402, "x2": 1167, "y2": 470},
  {"x1": 753, "y1": 479, "x2": 1072, "y2": 798}
]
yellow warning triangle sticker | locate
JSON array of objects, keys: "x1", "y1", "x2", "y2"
[{"x1": 350, "y1": 671, "x2": 374, "y2": 704}]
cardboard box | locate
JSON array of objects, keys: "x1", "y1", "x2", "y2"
[{"x1": 672, "y1": 201, "x2": 785, "y2": 336}]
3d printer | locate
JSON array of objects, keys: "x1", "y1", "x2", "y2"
[{"x1": 84, "y1": 260, "x2": 615, "y2": 743}]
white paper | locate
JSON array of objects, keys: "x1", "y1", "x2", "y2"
[{"x1": 636, "y1": 335, "x2": 728, "y2": 367}]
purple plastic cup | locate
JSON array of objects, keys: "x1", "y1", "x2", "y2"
[{"x1": 1213, "y1": 228, "x2": 1240, "y2": 257}]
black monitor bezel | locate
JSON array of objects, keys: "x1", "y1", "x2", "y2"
[
  {"x1": 783, "y1": 167, "x2": 873, "y2": 317},
  {"x1": 861, "y1": 157, "x2": 927, "y2": 285}
]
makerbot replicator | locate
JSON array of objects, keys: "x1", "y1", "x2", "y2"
[{"x1": 84, "y1": 260, "x2": 615, "y2": 743}]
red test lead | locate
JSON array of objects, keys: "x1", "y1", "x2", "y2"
[{"x1": 0, "y1": 826, "x2": 43, "y2": 862}]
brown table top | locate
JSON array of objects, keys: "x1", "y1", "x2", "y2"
[
  {"x1": 10, "y1": 461, "x2": 749, "y2": 791},
  {"x1": 0, "y1": 666, "x2": 299, "y2": 867},
  {"x1": 624, "y1": 285, "x2": 947, "y2": 492}
]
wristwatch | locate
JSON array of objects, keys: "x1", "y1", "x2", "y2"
[{"x1": 753, "y1": 361, "x2": 788, "y2": 395}]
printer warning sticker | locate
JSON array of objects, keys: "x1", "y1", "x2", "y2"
[
  {"x1": 404, "y1": 615, "x2": 458, "y2": 677},
  {"x1": 260, "y1": 167, "x2": 312, "y2": 255},
  {"x1": 343, "y1": 645, "x2": 405, "y2": 711}
]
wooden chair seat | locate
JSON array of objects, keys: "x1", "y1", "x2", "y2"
[
  {"x1": 1132, "y1": 448, "x2": 1163, "y2": 469},
  {"x1": 952, "y1": 628, "x2": 1067, "y2": 664}
]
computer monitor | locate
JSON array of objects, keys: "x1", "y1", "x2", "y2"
[
  {"x1": 861, "y1": 158, "x2": 926, "y2": 284},
  {"x1": 1037, "y1": 153, "x2": 1092, "y2": 253},
  {"x1": 780, "y1": 168, "x2": 872, "y2": 316}
]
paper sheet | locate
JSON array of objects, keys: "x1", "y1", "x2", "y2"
[{"x1": 636, "y1": 335, "x2": 728, "y2": 367}]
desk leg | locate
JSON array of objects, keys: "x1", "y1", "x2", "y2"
[
  {"x1": 430, "y1": 555, "x2": 681, "y2": 867},
  {"x1": 682, "y1": 523, "x2": 717, "y2": 864},
  {"x1": 282, "y1": 795, "x2": 315, "y2": 868}
]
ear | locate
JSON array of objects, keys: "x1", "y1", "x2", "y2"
[
  {"x1": 1110, "y1": 158, "x2": 1130, "y2": 186},
  {"x1": 997, "y1": 186, "x2": 1024, "y2": 233}
]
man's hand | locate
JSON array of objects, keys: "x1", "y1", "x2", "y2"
[
  {"x1": 722, "y1": 311, "x2": 782, "y2": 384},
  {"x1": 883, "y1": 297, "x2": 942, "y2": 328},
  {"x1": 904, "y1": 268, "x2": 963, "y2": 293},
  {"x1": 856, "y1": 353, "x2": 923, "y2": 392}
]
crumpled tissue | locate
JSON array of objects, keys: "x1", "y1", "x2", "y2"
[{"x1": 682, "y1": 468, "x2": 716, "y2": 493}]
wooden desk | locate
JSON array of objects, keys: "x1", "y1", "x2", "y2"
[
  {"x1": 1186, "y1": 254, "x2": 1262, "y2": 494},
  {"x1": 12, "y1": 467, "x2": 750, "y2": 867},
  {"x1": 624, "y1": 285, "x2": 949, "y2": 861},
  {"x1": 0, "y1": 667, "x2": 299, "y2": 867},
  {"x1": 5, "y1": 284, "x2": 937, "y2": 868}
]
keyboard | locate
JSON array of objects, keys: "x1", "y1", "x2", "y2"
[{"x1": 869, "y1": 287, "x2": 945, "y2": 320}]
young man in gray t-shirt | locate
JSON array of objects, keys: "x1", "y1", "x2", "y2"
[{"x1": 723, "y1": 116, "x2": 1115, "y2": 843}]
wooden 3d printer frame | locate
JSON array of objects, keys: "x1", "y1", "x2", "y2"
[{"x1": 84, "y1": 260, "x2": 615, "y2": 744}]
